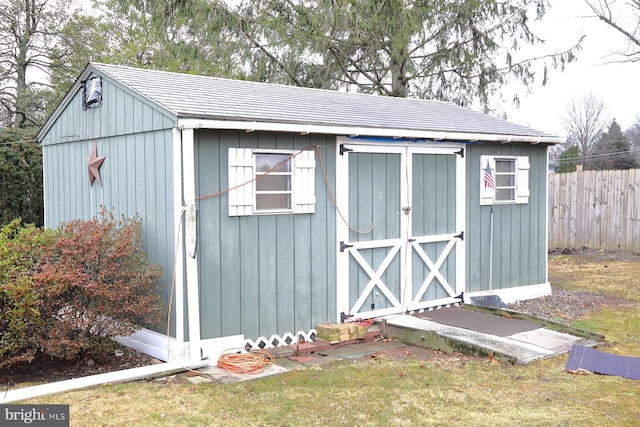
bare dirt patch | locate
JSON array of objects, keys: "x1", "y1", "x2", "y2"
[
  {"x1": 548, "y1": 247, "x2": 640, "y2": 263},
  {"x1": 370, "y1": 344, "x2": 471, "y2": 363},
  {"x1": 0, "y1": 343, "x2": 158, "y2": 388}
]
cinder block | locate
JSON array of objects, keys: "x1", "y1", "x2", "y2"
[
  {"x1": 316, "y1": 322, "x2": 369, "y2": 343},
  {"x1": 316, "y1": 323, "x2": 343, "y2": 343},
  {"x1": 357, "y1": 326, "x2": 368, "y2": 340}
]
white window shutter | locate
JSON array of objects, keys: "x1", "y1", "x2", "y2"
[
  {"x1": 293, "y1": 150, "x2": 316, "y2": 213},
  {"x1": 515, "y1": 156, "x2": 530, "y2": 204},
  {"x1": 228, "y1": 148, "x2": 254, "y2": 216},
  {"x1": 480, "y1": 155, "x2": 496, "y2": 206}
]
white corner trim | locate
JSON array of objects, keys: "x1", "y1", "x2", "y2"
[
  {"x1": 180, "y1": 128, "x2": 202, "y2": 363},
  {"x1": 172, "y1": 128, "x2": 185, "y2": 344}
]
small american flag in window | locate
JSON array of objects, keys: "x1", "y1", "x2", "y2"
[{"x1": 483, "y1": 161, "x2": 495, "y2": 189}]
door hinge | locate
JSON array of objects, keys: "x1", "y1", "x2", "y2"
[
  {"x1": 402, "y1": 206, "x2": 411, "y2": 215},
  {"x1": 454, "y1": 231, "x2": 464, "y2": 240},
  {"x1": 340, "y1": 144, "x2": 353, "y2": 156},
  {"x1": 455, "y1": 148, "x2": 464, "y2": 158},
  {"x1": 340, "y1": 241, "x2": 354, "y2": 252},
  {"x1": 340, "y1": 312, "x2": 352, "y2": 323}
]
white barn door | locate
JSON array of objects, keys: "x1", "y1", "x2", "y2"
[{"x1": 336, "y1": 142, "x2": 465, "y2": 321}]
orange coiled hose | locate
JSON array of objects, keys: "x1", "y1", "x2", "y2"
[{"x1": 217, "y1": 349, "x2": 276, "y2": 373}]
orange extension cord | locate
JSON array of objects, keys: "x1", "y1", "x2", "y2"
[{"x1": 217, "y1": 349, "x2": 276, "y2": 373}]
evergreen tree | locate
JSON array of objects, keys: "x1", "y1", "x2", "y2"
[
  {"x1": 557, "y1": 145, "x2": 580, "y2": 173},
  {"x1": 587, "y1": 120, "x2": 638, "y2": 170},
  {"x1": 234, "y1": 0, "x2": 581, "y2": 108},
  {"x1": 102, "y1": 0, "x2": 581, "y2": 111},
  {"x1": 0, "y1": 128, "x2": 43, "y2": 226},
  {"x1": 626, "y1": 117, "x2": 640, "y2": 165}
]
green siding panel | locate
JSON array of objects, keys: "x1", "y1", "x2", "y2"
[
  {"x1": 466, "y1": 143, "x2": 548, "y2": 292},
  {"x1": 195, "y1": 131, "x2": 337, "y2": 341}
]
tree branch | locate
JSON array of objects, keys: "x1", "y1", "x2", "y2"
[
  {"x1": 585, "y1": 0, "x2": 640, "y2": 49},
  {"x1": 238, "y1": 18, "x2": 305, "y2": 87}
]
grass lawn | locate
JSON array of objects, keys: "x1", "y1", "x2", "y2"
[{"x1": 22, "y1": 253, "x2": 640, "y2": 426}]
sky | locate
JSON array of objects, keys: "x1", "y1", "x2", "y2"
[
  {"x1": 39, "y1": 0, "x2": 637, "y2": 141},
  {"x1": 502, "y1": 0, "x2": 640, "y2": 138}
]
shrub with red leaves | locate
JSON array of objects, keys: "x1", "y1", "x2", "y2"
[{"x1": 0, "y1": 211, "x2": 166, "y2": 368}]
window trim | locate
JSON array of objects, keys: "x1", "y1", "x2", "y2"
[
  {"x1": 494, "y1": 157, "x2": 517, "y2": 203},
  {"x1": 254, "y1": 151, "x2": 295, "y2": 214},
  {"x1": 480, "y1": 155, "x2": 530, "y2": 206},
  {"x1": 228, "y1": 147, "x2": 316, "y2": 216}
]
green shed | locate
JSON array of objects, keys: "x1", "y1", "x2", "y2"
[{"x1": 37, "y1": 63, "x2": 560, "y2": 362}]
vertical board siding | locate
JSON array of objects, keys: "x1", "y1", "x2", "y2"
[
  {"x1": 549, "y1": 168, "x2": 640, "y2": 250},
  {"x1": 40, "y1": 73, "x2": 174, "y2": 147},
  {"x1": 466, "y1": 144, "x2": 548, "y2": 292},
  {"x1": 41, "y1": 130, "x2": 176, "y2": 324},
  {"x1": 195, "y1": 130, "x2": 336, "y2": 341}
]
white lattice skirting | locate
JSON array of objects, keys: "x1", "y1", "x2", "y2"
[{"x1": 244, "y1": 329, "x2": 317, "y2": 350}]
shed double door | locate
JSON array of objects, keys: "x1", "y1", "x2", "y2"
[{"x1": 336, "y1": 143, "x2": 465, "y2": 320}]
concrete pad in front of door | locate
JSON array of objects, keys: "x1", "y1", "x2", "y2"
[{"x1": 382, "y1": 314, "x2": 597, "y2": 364}]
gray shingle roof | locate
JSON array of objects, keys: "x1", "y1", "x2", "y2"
[{"x1": 91, "y1": 63, "x2": 557, "y2": 142}]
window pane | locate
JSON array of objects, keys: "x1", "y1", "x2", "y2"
[
  {"x1": 256, "y1": 175, "x2": 291, "y2": 191},
  {"x1": 496, "y1": 189, "x2": 515, "y2": 201},
  {"x1": 256, "y1": 154, "x2": 291, "y2": 173},
  {"x1": 496, "y1": 175, "x2": 515, "y2": 187},
  {"x1": 256, "y1": 194, "x2": 291, "y2": 210},
  {"x1": 495, "y1": 159, "x2": 515, "y2": 172}
]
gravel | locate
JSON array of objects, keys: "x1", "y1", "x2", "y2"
[{"x1": 507, "y1": 285, "x2": 638, "y2": 324}]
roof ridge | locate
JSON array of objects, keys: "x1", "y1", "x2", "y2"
[{"x1": 90, "y1": 62, "x2": 464, "y2": 107}]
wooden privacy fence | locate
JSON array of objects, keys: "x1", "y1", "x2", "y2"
[{"x1": 548, "y1": 168, "x2": 640, "y2": 251}]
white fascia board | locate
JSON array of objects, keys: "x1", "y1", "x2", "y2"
[{"x1": 177, "y1": 118, "x2": 563, "y2": 145}]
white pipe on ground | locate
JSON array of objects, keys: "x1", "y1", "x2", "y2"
[{"x1": 0, "y1": 361, "x2": 207, "y2": 404}]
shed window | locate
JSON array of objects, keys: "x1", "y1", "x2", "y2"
[
  {"x1": 228, "y1": 148, "x2": 316, "y2": 216},
  {"x1": 255, "y1": 153, "x2": 292, "y2": 211},
  {"x1": 495, "y1": 159, "x2": 516, "y2": 201},
  {"x1": 480, "y1": 155, "x2": 530, "y2": 205}
]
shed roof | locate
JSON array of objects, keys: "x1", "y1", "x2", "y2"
[{"x1": 40, "y1": 63, "x2": 561, "y2": 144}]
